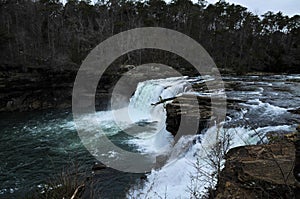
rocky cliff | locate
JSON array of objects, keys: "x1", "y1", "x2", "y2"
[
  {"x1": 212, "y1": 129, "x2": 300, "y2": 199},
  {"x1": 0, "y1": 63, "x2": 123, "y2": 112},
  {"x1": 0, "y1": 63, "x2": 76, "y2": 111},
  {"x1": 165, "y1": 93, "x2": 244, "y2": 139}
]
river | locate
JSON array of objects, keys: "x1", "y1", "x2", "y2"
[{"x1": 1, "y1": 74, "x2": 300, "y2": 198}]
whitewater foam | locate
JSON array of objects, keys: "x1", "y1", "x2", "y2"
[
  {"x1": 128, "y1": 123, "x2": 296, "y2": 198},
  {"x1": 241, "y1": 99, "x2": 287, "y2": 116}
]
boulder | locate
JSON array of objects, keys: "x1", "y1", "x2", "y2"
[
  {"x1": 165, "y1": 94, "x2": 212, "y2": 138},
  {"x1": 165, "y1": 94, "x2": 243, "y2": 139},
  {"x1": 212, "y1": 138, "x2": 299, "y2": 199}
]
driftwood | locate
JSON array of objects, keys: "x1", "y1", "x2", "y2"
[
  {"x1": 151, "y1": 96, "x2": 177, "y2": 106},
  {"x1": 70, "y1": 184, "x2": 85, "y2": 199}
]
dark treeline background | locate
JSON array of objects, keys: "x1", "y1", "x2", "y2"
[{"x1": 0, "y1": 0, "x2": 299, "y2": 74}]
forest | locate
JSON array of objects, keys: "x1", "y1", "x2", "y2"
[{"x1": 0, "y1": 0, "x2": 299, "y2": 74}]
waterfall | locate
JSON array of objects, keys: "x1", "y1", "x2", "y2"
[
  {"x1": 74, "y1": 75, "x2": 297, "y2": 198},
  {"x1": 125, "y1": 77, "x2": 194, "y2": 154},
  {"x1": 2, "y1": 74, "x2": 299, "y2": 198},
  {"x1": 127, "y1": 77, "x2": 192, "y2": 122},
  {"x1": 127, "y1": 76, "x2": 298, "y2": 199}
]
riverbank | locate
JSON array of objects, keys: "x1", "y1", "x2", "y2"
[
  {"x1": 211, "y1": 126, "x2": 300, "y2": 199},
  {"x1": 1, "y1": 63, "x2": 299, "y2": 112}
]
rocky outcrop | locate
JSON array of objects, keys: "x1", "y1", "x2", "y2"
[
  {"x1": 0, "y1": 64, "x2": 74, "y2": 111},
  {"x1": 0, "y1": 63, "x2": 121, "y2": 112},
  {"x1": 165, "y1": 94, "x2": 244, "y2": 138},
  {"x1": 212, "y1": 132, "x2": 299, "y2": 199},
  {"x1": 165, "y1": 94, "x2": 212, "y2": 137}
]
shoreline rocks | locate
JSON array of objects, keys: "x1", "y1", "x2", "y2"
[{"x1": 212, "y1": 130, "x2": 300, "y2": 199}]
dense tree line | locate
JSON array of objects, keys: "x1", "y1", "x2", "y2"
[{"x1": 0, "y1": 0, "x2": 299, "y2": 74}]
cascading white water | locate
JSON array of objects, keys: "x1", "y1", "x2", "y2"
[
  {"x1": 73, "y1": 76, "x2": 196, "y2": 156},
  {"x1": 128, "y1": 77, "x2": 192, "y2": 122},
  {"x1": 72, "y1": 76, "x2": 192, "y2": 133},
  {"x1": 125, "y1": 77, "x2": 194, "y2": 154},
  {"x1": 127, "y1": 76, "x2": 299, "y2": 199},
  {"x1": 71, "y1": 75, "x2": 298, "y2": 198}
]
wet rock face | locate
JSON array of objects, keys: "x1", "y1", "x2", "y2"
[
  {"x1": 0, "y1": 65, "x2": 76, "y2": 111},
  {"x1": 213, "y1": 138, "x2": 299, "y2": 199},
  {"x1": 165, "y1": 94, "x2": 212, "y2": 137},
  {"x1": 165, "y1": 94, "x2": 244, "y2": 138},
  {"x1": 0, "y1": 64, "x2": 119, "y2": 112}
]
